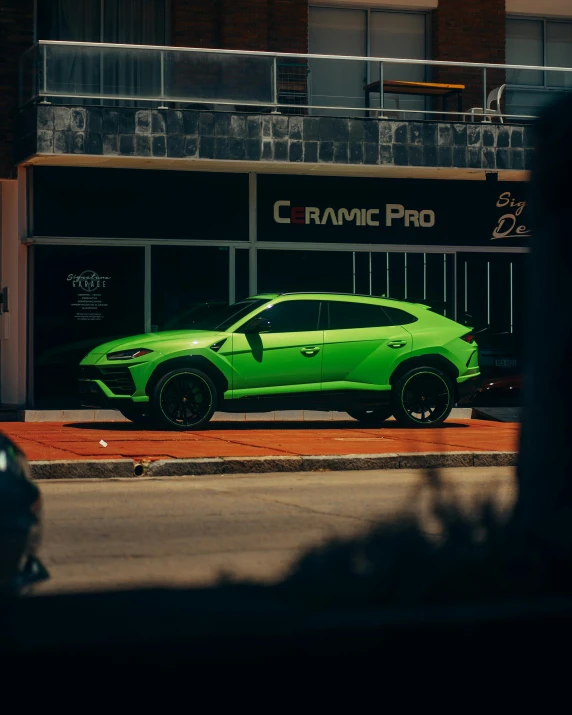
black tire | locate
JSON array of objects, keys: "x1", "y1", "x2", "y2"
[
  {"x1": 152, "y1": 368, "x2": 217, "y2": 430},
  {"x1": 391, "y1": 367, "x2": 454, "y2": 428},
  {"x1": 118, "y1": 405, "x2": 152, "y2": 426},
  {"x1": 347, "y1": 408, "x2": 393, "y2": 425}
]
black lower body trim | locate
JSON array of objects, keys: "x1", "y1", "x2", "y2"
[
  {"x1": 79, "y1": 381, "x2": 110, "y2": 409},
  {"x1": 221, "y1": 390, "x2": 391, "y2": 414}
]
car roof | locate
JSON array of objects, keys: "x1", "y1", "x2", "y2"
[{"x1": 249, "y1": 292, "x2": 430, "y2": 309}]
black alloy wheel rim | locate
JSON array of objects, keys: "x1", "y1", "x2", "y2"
[
  {"x1": 401, "y1": 372, "x2": 450, "y2": 424},
  {"x1": 160, "y1": 373, "x2": 212, "y2": 427}
]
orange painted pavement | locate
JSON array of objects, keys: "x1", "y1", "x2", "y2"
[{"x1": 0, "y1": 419, "x2": 520, "y2": 463}]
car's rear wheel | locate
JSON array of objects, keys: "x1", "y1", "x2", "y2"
[
  {"x1": 118, "y1": 405, "x2": 152, "y2": 426},
  {"x1": 392, "y1": 367, "x2": 454, "y2": 428},
  {"x1": 152, "y1": 368, "x2": 217, "y2": 430},
  {"x1": 347, "y1": 408, "x2": 393, "y2": 425}
]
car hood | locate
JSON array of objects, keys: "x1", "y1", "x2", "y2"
[{"x1": 83, "y1": 330, "x2": 227, "y2": 358}]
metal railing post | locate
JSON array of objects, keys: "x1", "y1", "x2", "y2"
[
  {"x1": 271, "y1": 55, "x2": 280, "y2": 114},
  {"x1": 39, "y1": 44, "x2": 50, "y2": 104},
  {"x1": 158, "y1": 50, "x2": 168, "y2": 109},
  {"x1": 482, "y1": 66, "x2": 487, "y2": 122},
  {"x1": 379, "y1": 61, "x2": 385, "y2": 118}
]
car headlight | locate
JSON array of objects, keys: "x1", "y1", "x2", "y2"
[{"x1": 107, "y1": 348, "x2": 154, "y2": 361}]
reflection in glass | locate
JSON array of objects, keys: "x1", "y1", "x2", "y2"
[
  {"x1": 151, "y1": 246, "x2": 229, "y2": 332},
  {"x1": 33, "y1": 245, "x2": 145, "y2": 407}
]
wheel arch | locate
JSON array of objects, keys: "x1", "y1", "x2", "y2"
[
  {"x1": 389, "y1": 355, "x2": 459, "y2": 394},
  {"x1": 145, "y1": 356, "x2": 229, "y2": 400}
]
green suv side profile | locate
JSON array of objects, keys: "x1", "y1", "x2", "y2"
[{"x1": 79, "y1": 293, "x2": 481, "y2": 429}]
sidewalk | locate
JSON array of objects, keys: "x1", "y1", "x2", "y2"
[{"x1": 0, "y1": 417, "x2": 519, "y2": 478}]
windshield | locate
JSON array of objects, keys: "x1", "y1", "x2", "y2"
[{"x1": 187, "y1": 299, "x2": 269, "y2": 332}]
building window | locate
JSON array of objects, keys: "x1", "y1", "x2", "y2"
[
  {"x1": 37, "y1": 0, "x2": 168, "y2": 45},
  {"x1": 506, "y1": 16, "x2": 572, "y2": 118},
  {"x1": 36, "y1": 0, "x2": 168, "y2": 104},
  {"x1": 309, "y1": 6, "x2": 427, "y2": 117}
]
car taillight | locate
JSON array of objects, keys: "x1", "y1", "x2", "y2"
[{"x1": 461, "y1": 333, "x2": 475, "y2": 344}]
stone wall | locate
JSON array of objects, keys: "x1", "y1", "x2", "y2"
[{"x1": 18, "y1": 105, "x2": 535, "y2": 172}]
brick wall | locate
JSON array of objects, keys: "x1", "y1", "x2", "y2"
[
  {"x1": 172, "y1": 1, "x2": 221, "y2": 48},
  {"x1": 268, "y1": 0, "x2": 308, "y2": 54},
  {"x1": 172, "y1": 0, "x2": 308, "y2": 53},
  {"x1": 432, "y1": 0, "x2": 506, "y2": 116},
  {"x1": 171, "y1": 0, "x2": 309, "y2": 112},
  {"x1": 0, "y1": 0, "x2": 34, "y2": 179}
]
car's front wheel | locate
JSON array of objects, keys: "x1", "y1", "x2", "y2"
[
  {"x1": 347, "y1": 408, "x2": 393, "y2": 425},
  {"x1": 391, "y1": 367, "x2": 454, "y2": 428},
  {"x1": 152, "y1": 368, "x2": 217, "y2": 430}
]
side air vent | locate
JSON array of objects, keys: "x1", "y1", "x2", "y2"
[{"x1": 210, "y1": 339, "x2": 227, "y2": 353}]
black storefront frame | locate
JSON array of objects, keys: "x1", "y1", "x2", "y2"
[{"x1": 25, "y1": 167, "x2": 529, "y2": 408}]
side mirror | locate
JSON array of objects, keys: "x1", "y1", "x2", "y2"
[{"x1": 244, "y1": 316, "x2": 272, "y2": 334}]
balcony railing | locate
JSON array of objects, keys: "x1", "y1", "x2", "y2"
[{"x1": 18, "y1": 40, "x2": 572, "y2": 121}]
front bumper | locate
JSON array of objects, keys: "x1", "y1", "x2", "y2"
[
  {"x1": 79, "y1": 380, "x2": 111, "y2": 409},
  {"x1": 78, "y1": 362, "x2": 151, "y2": 408},
  {"x1": 456, "y1": 375, "x2": 482, "y2": 405}
]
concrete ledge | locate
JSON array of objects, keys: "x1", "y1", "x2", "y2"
[
  {"x1": 15, "y1": 407, "x2": 476, "y2": 423},
  {"x1": 30, "y1": 460, "x2": 135, "y2": 480},
  {"x1": 29, "y1": 451, "x2": 518, "y2": 479}
]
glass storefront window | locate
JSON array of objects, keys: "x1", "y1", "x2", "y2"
[
  {"x1": 257, "y1": 248, "x2": 455, "y2": 318},
  {"x1": 235, "y1": 249, "x2": 251, "y2": 303},
  {"x1": 257, "y1": 250, "x2": 354, "y2": 294},
  {"x1": 33, "y1": 245, "x2": 145, "y2": 408},
  {"x1": 458, "y1": 253, "x2": 526, "y2": 382},
  {"x1": 150, "y1": 246, "x2": 230, "y2": 332}
]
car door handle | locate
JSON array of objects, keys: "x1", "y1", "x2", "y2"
[
  {"x1": 388, "y1": 340, "x2": 407, "y2": 349},
  {"x1": 301, "y1": 346, "x2": 321, "y2": 357}
]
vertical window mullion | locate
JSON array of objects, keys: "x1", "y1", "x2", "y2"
[
  {"x1": 543, "y1": 18, "x2": 547, "y2": 88},
  {"x1": 366, "y1": 8, "x2": 371, "y2": 85}
]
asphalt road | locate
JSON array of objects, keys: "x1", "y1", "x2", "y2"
[{"x1": 37, "y1": 467, "x2": 516, "y2": 594}]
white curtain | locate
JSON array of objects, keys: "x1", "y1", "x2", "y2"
[{"x1": 38, "y1": 0, "x2": 166, "y2": 103}]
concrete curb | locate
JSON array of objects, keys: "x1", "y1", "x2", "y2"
[
  {"x1": 29, "y1": 451, "x2": 518, "y2": 479},
  {"x1": 30, "y1": 459, "x2": 135, "y2": 480}
]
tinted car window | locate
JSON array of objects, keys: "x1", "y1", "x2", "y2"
[
  {"x1": 262, "y1": 300, "x2": 321, "y2": 333},
  {"x1": 383, "y1": 307, "x2": 419, "y2": 326},
  {"x1": 194, "y1": 299, "x2": 269, "y2": 331},
  {"x1": 326, "y1": 301, "x2": 393, "y2": 330}
]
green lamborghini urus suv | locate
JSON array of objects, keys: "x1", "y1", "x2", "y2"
[{"x1": 79, "y1": 293, "x2": 481, "y2": 430}]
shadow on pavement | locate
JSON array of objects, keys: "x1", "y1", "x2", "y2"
[{"x1": 66, "y1": 420, "x2": 471, "y2": 432}]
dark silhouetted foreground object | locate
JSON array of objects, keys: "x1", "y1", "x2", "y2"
[
  {"x1": 515, "y1": 94, "x2": 572, "y2": 548},
  {"x1": 0, "y1": 434, "x2": 49, "y2": 596}
]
